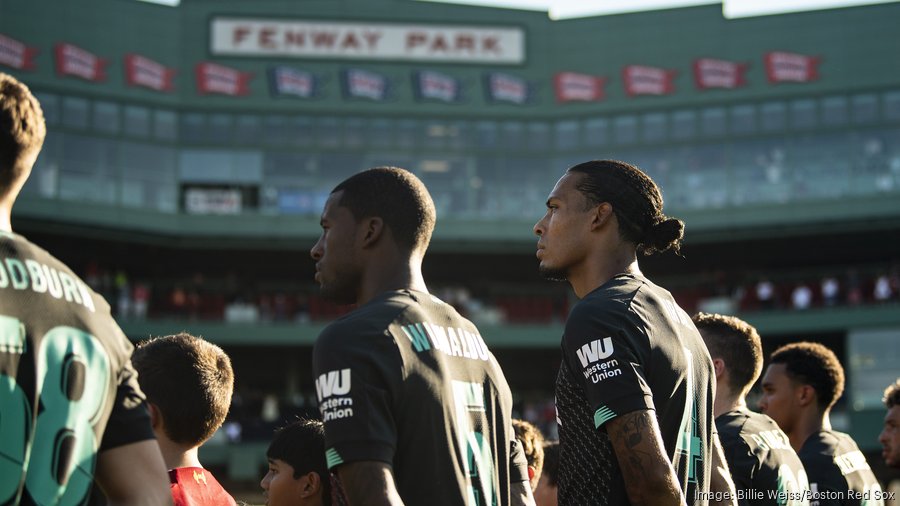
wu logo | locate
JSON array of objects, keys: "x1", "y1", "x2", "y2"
[
  {"x1": 576, "y1": 338, "x2": 614, "y2": 368},
  {"x1": 192, "y1": 470, "x2": 207, "y2": 485},
  {"x1": 316, "y1": 368, "x2": 351, "y2": 401}
]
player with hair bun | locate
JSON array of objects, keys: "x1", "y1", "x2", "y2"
[{"x1": 534, "y1": 159, "x2": 735, "y2": 505}]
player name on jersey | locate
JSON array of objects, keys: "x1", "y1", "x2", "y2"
[
  {"x1": 0, "y1": 256, "x2": 95, "y2": 312},
  {"x1": 398, "y1": 322, "x2": 490, "y2": 361}
]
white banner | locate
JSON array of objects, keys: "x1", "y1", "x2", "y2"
[
  {"x1": 185, "y1": 188, "x2": 242, "y2": 215},
  {"x1": 210, "y1": 17, "x2": 524, "y2": 64}
]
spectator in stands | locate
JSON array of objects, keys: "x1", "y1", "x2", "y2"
[
  {"x1": 132, "y1": 280, "x2": 150, "y2": 319},
  {"x1": 874, "y1": 274, "x2": 893, "y2": 303},
  {"x1": 0, "y1": 71, "x2": 171, "y2": 505},
  {"x1": 880, "y1": 379, "x2": 900, "y2": 468},
  {"x1": 845, "y1": 269, "x2": 863, "y2": 306},
  {"x1": 512, "y1": 419, "x2": 545, "y2": 492},
  {"x1": 261, "y1": 419, "x2": 332, "y2": 506},
  {"x1": 693, "y1": 313, "x2": 809, "y2": 503},
  {"x1": 791, "y1": 282, "x2": 813, "y2": 310},
  {"x1": 756, "y1": 278, "x2": 776, "y2": 309},
  {"x1": 759, "y1": 342, "x2": 882, "y2": 501},
  {"x1": 534, "y1": 441, "x2": 559, "y2": 506},
  {"x1": 820, "y1": 276, "x2": 841, "y2": 306},
  {"x1": 132, "y1": 333, "x2": 237, "y2": 505}
]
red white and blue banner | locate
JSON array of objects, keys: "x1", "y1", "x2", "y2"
[
  {"x1": 484, "y1": 72, "x2": 533, "y2": 105},
  {"x1": 195, "y1": 62, "x2": 253, "y2": 96},
  {"x1": 0, "y1": 34, "x2": 38, "y2": 71},
  {"x1": 125, "y1": 54, "x2": 176, "y2": 92},
  {"x1": 693, "y1": 58, "x2": 748, "y2": 89},
  {"x1": 764, "y1": 51, "x2": 819, "y2": 83},
  {"x1": 269, "y1": 65, "x2": 321, "y2": 98},
  {"x1": 413, "y1": 70, "x2": 463, "y2": 103},
  {"x1": 622, "y1": 65, "x2": 676, "y2": 96},
  {"x1": 54, "y1": 43, "x2": 106, "y2": 82},
  {"x1": 554, "y1": 72, "x2": 606, "y2": 102},
  {"x1": 341, "y1": 68, "x2": 391, "y2": 101}
]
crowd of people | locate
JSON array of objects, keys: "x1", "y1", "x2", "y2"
[{"x1": 3, "y1": 72, "x2": 900, "y2": 506}]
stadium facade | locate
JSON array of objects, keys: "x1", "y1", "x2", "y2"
[{"x1": 3, "y1": 0, "x2": 899, "y2": 485}]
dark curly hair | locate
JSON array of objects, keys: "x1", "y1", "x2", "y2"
[
  {"x1": 332, "y1": 167, "x2": 436, "y2": 255},
  {"x1": 770, "y1": 341, "x2": 845, "y2": 411},
  {"x1": 884, "y1": 379, "x2": 900, "y2": 409},
  {"x1": 567, "y1": 160, "x2": 684, "y2": 255},
  {"x1": 692, "y1": 312, "x2": 763, "y2": 396}
]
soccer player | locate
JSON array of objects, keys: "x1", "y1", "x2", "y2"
[
  {"x1": 0, "y1": 72, "x2": 171, "y2": 505},
  {"x1": 512, "y1": 419, "x2": 545, "y2": 491},
  {"x1": 533, "y1": 441, "x2": 558, "y2": 506},
  {"x1": 310, "y1": 167, "x2": 533, "y2": 506},
  {"x1": 533, "y1": 159, "x2": 735, "y2": 505},
  {"x1": 261, "y1": 419, "x2": 331, "y2": 506},
  {"x1": 693, "y1": 313, "x2": 810, "y2": 505},
  {"x1": 880, "y1": 379, "x2": 900, "y2": 468},
  {"x1": 760, "y1": 342, "x2": 884, "y2": 505},
  {"x1": 131, "y1": 333, "x2": 237, "y2": 505}
]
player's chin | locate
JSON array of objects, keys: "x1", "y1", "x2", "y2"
[{"x1": 538, "y1": 264, "x2": 568, "y2": 282}]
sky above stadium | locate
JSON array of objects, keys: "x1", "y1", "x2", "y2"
[{"x1": 420, "y1": 0, "x2": 899, "y2": 19}]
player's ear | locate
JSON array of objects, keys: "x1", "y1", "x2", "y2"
[
  {"x1": 590, "y1": 202, "x2": 613, "y2": 231},
  {"x1": 300, "y1": 471, "x2": 321, "y2": 497},
  {"x1": 796, "y1": 384, "x2": 816, "y2": 407},
  {"x1": 147, "y1": 403, "x2": 162, "y2": 430},
  {"x1": 360, "y1": 216, "x2": 384, "y2": 248},
  {"x1": 712, "y1": 358, "x2": 726, "y2": 381}
]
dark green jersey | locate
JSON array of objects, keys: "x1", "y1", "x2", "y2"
[
  {"x1": 555, "y1": 274, "x2": 716, "y2": 505},
  {"x1": 799, "y1": 430, "x2": 884, "y2": 506},
  {"x1": 717, "y1": 408, "x2": 810, "y2": 505},
  {"x1": 312, "y1": 289, "x2": 528, "y2": 506},
  {"x1": 0, "y1": 233, "x2": 154, "y2": 506}
]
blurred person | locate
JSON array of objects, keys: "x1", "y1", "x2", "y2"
[
  {"x1": 132, "y1": 281, "x2": 150, "y2": 319},
  {"x1": 880, "y1": 379, "x2": 900, "y2": 468},
  {"x1": 0, "y1": 72, "x2": 171, "y2": 504},
  {"x1": 533, "y1": 160, "x2": 734, "y2": 505},
  {"x1": 693, "y1": 313, "x2": 810, "y2": 505},
  {"x1": 874, "y1": 274, "x2": 892, "y2": 303},
  {"x1": 533, "y1": 441, "x2": 559, "y2": 506},
  {"x1": 132, "y1": 333, "x2": 237, "y2": 505},
  {"x1": 757, "y1": 278, "x2": 776, "y2": 309},
  {"x1": 759, "y1": 342, "x2": 884, "y2": 505},
  {"x1": 791, "y1": 283, "x2": 813, "y2": 310},
  {"x1": 261, "y1": 419, "x2": 331, "y2": 506},
  {"x1": 821, "y1": 276, "x2": 840, "y2": 307},
  {"x1": 512, "y1": 419, "x2": 545, "y2": 491},
  {"x1": 310, "y1": 167, "x2": 533, "y2": 506}
]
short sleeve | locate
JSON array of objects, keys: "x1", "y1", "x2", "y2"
[
  {"x1": 561, "y1": 302, "x2": 652, "y2": 429},
  {"x1": 99, "y1": 328, "x2": 155, "y2": 451},
  {"x1": 313, "y1": 321, "x2": 404, "y2": 469}
]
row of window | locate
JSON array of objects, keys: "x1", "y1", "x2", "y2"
[
  {"x1": 25, "y1": 128, "x2": 900, "y2": 218},
  {"x1": 34, "y1": 90, "x2": 900, "y2": 151}
]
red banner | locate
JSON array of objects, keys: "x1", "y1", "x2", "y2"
[
  {"x1": 195, "y1": 62, "x2": 253, "y2": 96},
  {"x1": 622, "y1": 65, "x2": 676, "y2": 96},
  {"x1": 0, "y1": 34, "x2": 38, "y2": 71},
  {"x1": 554, "y1": 72, "x2": 606, "y2": 103},
  {"x1": 764, "y1": 51, "x2": 820, "y2": 83},
  {"x1": 693, "y1": 58, "x2": 748, "y2": 90},
  {"x1": 54, "y1": 43, "x2": 106, "y2": 82},
  {"x1": 125, "y1": 54, "x2": 176, "y2": 92}
]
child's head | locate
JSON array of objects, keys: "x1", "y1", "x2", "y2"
[
  {"x1": 262, "y1": 419, "x2": 332, "y2": 506},
  {"x1": 132, "y1": 333, "x2": 234, "y2": 448}
]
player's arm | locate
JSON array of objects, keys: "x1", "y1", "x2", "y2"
[
  {"x1": 336, "y1": 461, "x2": 405, "y2": 506},
  {"x1": 510, "y1": 480, "x2": 536, "y2": 506},
  {"x1": 708, "y1": 432, "x2": 738, "y2": 506},
  {"x1": 94, "y1": 439, "x2": 173, "y2": 506},
  {"x1": 606, "y1": 409, "x2": 687, "y2": 506},
  {"x1": 509, "y1": 435, "x2": 537, "y2": 506}
]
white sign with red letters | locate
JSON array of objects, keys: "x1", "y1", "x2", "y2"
[{"x1": 210, "y1": 17, "x2": 524, "y2": 64}]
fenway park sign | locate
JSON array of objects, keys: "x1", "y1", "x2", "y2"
[{"x1": 210, "y1": 17, "x2": 524, "y2": 64}]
